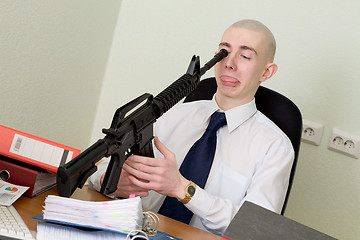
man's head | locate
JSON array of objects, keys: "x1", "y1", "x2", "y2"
[{"x1": 214, "y1": 19, "x2": 278, "y2": 110}]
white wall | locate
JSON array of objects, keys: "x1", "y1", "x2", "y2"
[
  {"x1": 0, "y1": 0, "x2": 121, "y2": 150},
  {"x1": 93, "y1": 1, "x2": 360, "y2": 239}
]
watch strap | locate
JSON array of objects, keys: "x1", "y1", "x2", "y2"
[{"x1": 179, "y1": 181, "x2": 196, "y2": 204}]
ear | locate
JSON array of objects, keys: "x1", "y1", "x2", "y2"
[{"x1": 260, "y1": 63, "x2": 278, "y2": 83}]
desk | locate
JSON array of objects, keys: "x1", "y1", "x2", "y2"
[{"x1": 13, "y1": 186, "x2": 220, "y2": 240}]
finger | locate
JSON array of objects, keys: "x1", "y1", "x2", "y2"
[
  {"x1": 113, "y1": 188, "x2": 149, "y2": 198},
  {"x1": 122, "y1": 167, "x2": 150, "y2": 185},
  {"x1": 154, "y1": 136, "x2": 173, "y2": 159},
  {"x1": 127, "y1": 155, "x2": 158, "y2": 167},
  {"x1": 123, "y1": 161, "x2": 151, "y2": 175},
  {"x1": 123, "y1": 161, "x2": 155, "y2": 181},
  {"x1": 125, "y1": 156, "x2": 165, "y2": 174},
  {"x1": 133, "y1": 191, "x2": 149, "y2": 197},
  {"x1": 128, "y1": 175, "x2": 154, "y2": 190}
]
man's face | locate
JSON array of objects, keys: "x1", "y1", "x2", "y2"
[{"x1": 214, "y1": 26, "x2": 270, "y2": 108}]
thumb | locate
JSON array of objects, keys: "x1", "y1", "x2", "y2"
[{"x1": 154, "y1": 136, "x2": 173, "y2": 159}]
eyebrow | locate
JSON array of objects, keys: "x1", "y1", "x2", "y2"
[{"x1": 219, "y1": 42, "x2": 258, "y2": 55}]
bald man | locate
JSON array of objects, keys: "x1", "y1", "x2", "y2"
[{"x1": 89, "y1": 19, "x2": 294, "y2": 236}]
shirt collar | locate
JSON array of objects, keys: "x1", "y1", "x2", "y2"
[{"x1": 208, "y1": 96, "x2": 257, "y2": 133}]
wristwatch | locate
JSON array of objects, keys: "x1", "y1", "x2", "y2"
[{"x1": 179, "y1": 181, "x2": 196, "y2": 204}]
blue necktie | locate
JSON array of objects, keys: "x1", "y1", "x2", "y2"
[{"x1": 158, "y1": 112, "x2": 227, "y2": 224}]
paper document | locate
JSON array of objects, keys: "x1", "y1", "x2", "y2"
[
  {"x1": 0, "y1": 179, "x2": 29, "y2": 206},
  {"x1": 37, "y1": 195, "x2": 182, "y2": 240},
  {"x1": 42, "y1": 195, "x2": 143, "y2": 234},
  {"x1": 37, "y1": 222, "x2": 127, "y2": 240},
  {"x1": 37, "y1": 221, "x2": 182, "y2": 240}
]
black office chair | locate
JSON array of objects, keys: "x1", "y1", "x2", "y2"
[{"x1": 184, "y1": 77, "x2": 302, "y2": 215}]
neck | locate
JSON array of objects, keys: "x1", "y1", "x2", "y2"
[{"x1": 214, "y1": 93, "x2": 254, "y2": 111}]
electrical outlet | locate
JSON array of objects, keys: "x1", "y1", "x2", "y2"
[
  {"x1": 328, "y1": 128, "x2": 360, "y2": 159},
  {"x1": 301, "y1": 119, "x2": 324, "y2": 146}
]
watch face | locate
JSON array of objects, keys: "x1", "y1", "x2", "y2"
[{"x1": 187, "y1": 185, "x2": 196, "y2": 196}]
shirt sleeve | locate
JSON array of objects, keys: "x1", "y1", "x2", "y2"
[
  {"x1": 88, "y1": 158, "x2": 109, "y2": 192},
  {"x1": 185, "y1": 138, "x2": 294, "y2": 236},
  {"x1": 244, "y1": 137, "x2": 294, "y2": 213},
  {"x1": 185, "y1": 185, "x2": 237, "y2": 236}
]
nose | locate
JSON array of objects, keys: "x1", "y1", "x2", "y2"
[{"x1": 224, "y1": 53, "x2": 237, "y2": 71}]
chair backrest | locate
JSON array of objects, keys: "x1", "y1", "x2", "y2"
[{"x1": 184, "y1": 77, "x2": 302, "y2": 215}]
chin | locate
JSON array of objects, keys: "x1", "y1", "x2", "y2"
[{"x1": 218, "y1": 86, "x2": 240, "y2": 99}]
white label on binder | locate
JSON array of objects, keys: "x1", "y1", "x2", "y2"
[{"x1": 9, "y1": 134, "x2": 73, "y2": 167}]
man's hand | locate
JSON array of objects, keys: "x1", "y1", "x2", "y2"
[
  {"x1": 100, "y1": 168, "x2": 150, "y2": 198},
  {"x1": 123, "y1": 136, "x2": 189, "y2": 200}
]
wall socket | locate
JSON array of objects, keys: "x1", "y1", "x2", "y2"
[
  {"x1": 301, "y1": 119, "x2": 324, "y2": 146},
  {"x1": 328, "y1": 128, "x2": 360, "y2": 159}
]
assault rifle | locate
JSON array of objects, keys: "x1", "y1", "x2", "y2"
[{"x1": 56, "y1": 49, "x2": 228, "y2": 197}]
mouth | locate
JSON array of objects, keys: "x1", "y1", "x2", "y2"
[{"x1": 220, "y1": 75, "x2": 239, "y2": 87}]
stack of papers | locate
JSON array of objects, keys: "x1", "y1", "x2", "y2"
[
  {"x1": 42, "y1": 195, "x2": 143, "y2": 234},
  {"x1": 36, "y1": 222, "x2": 129, "y2": 240}
]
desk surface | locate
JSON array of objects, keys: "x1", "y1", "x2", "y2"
[{"x1": 13, "y1": 186, "x2": 220, "y2": 240}]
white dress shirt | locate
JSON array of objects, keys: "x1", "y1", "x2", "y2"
[{"x1": 89, "y1": 96, "x2": 294, "y2": 236}]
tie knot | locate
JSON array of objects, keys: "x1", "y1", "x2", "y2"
[{"x1": 207, "y1": 112, "x2": 227, "y2": 133}]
